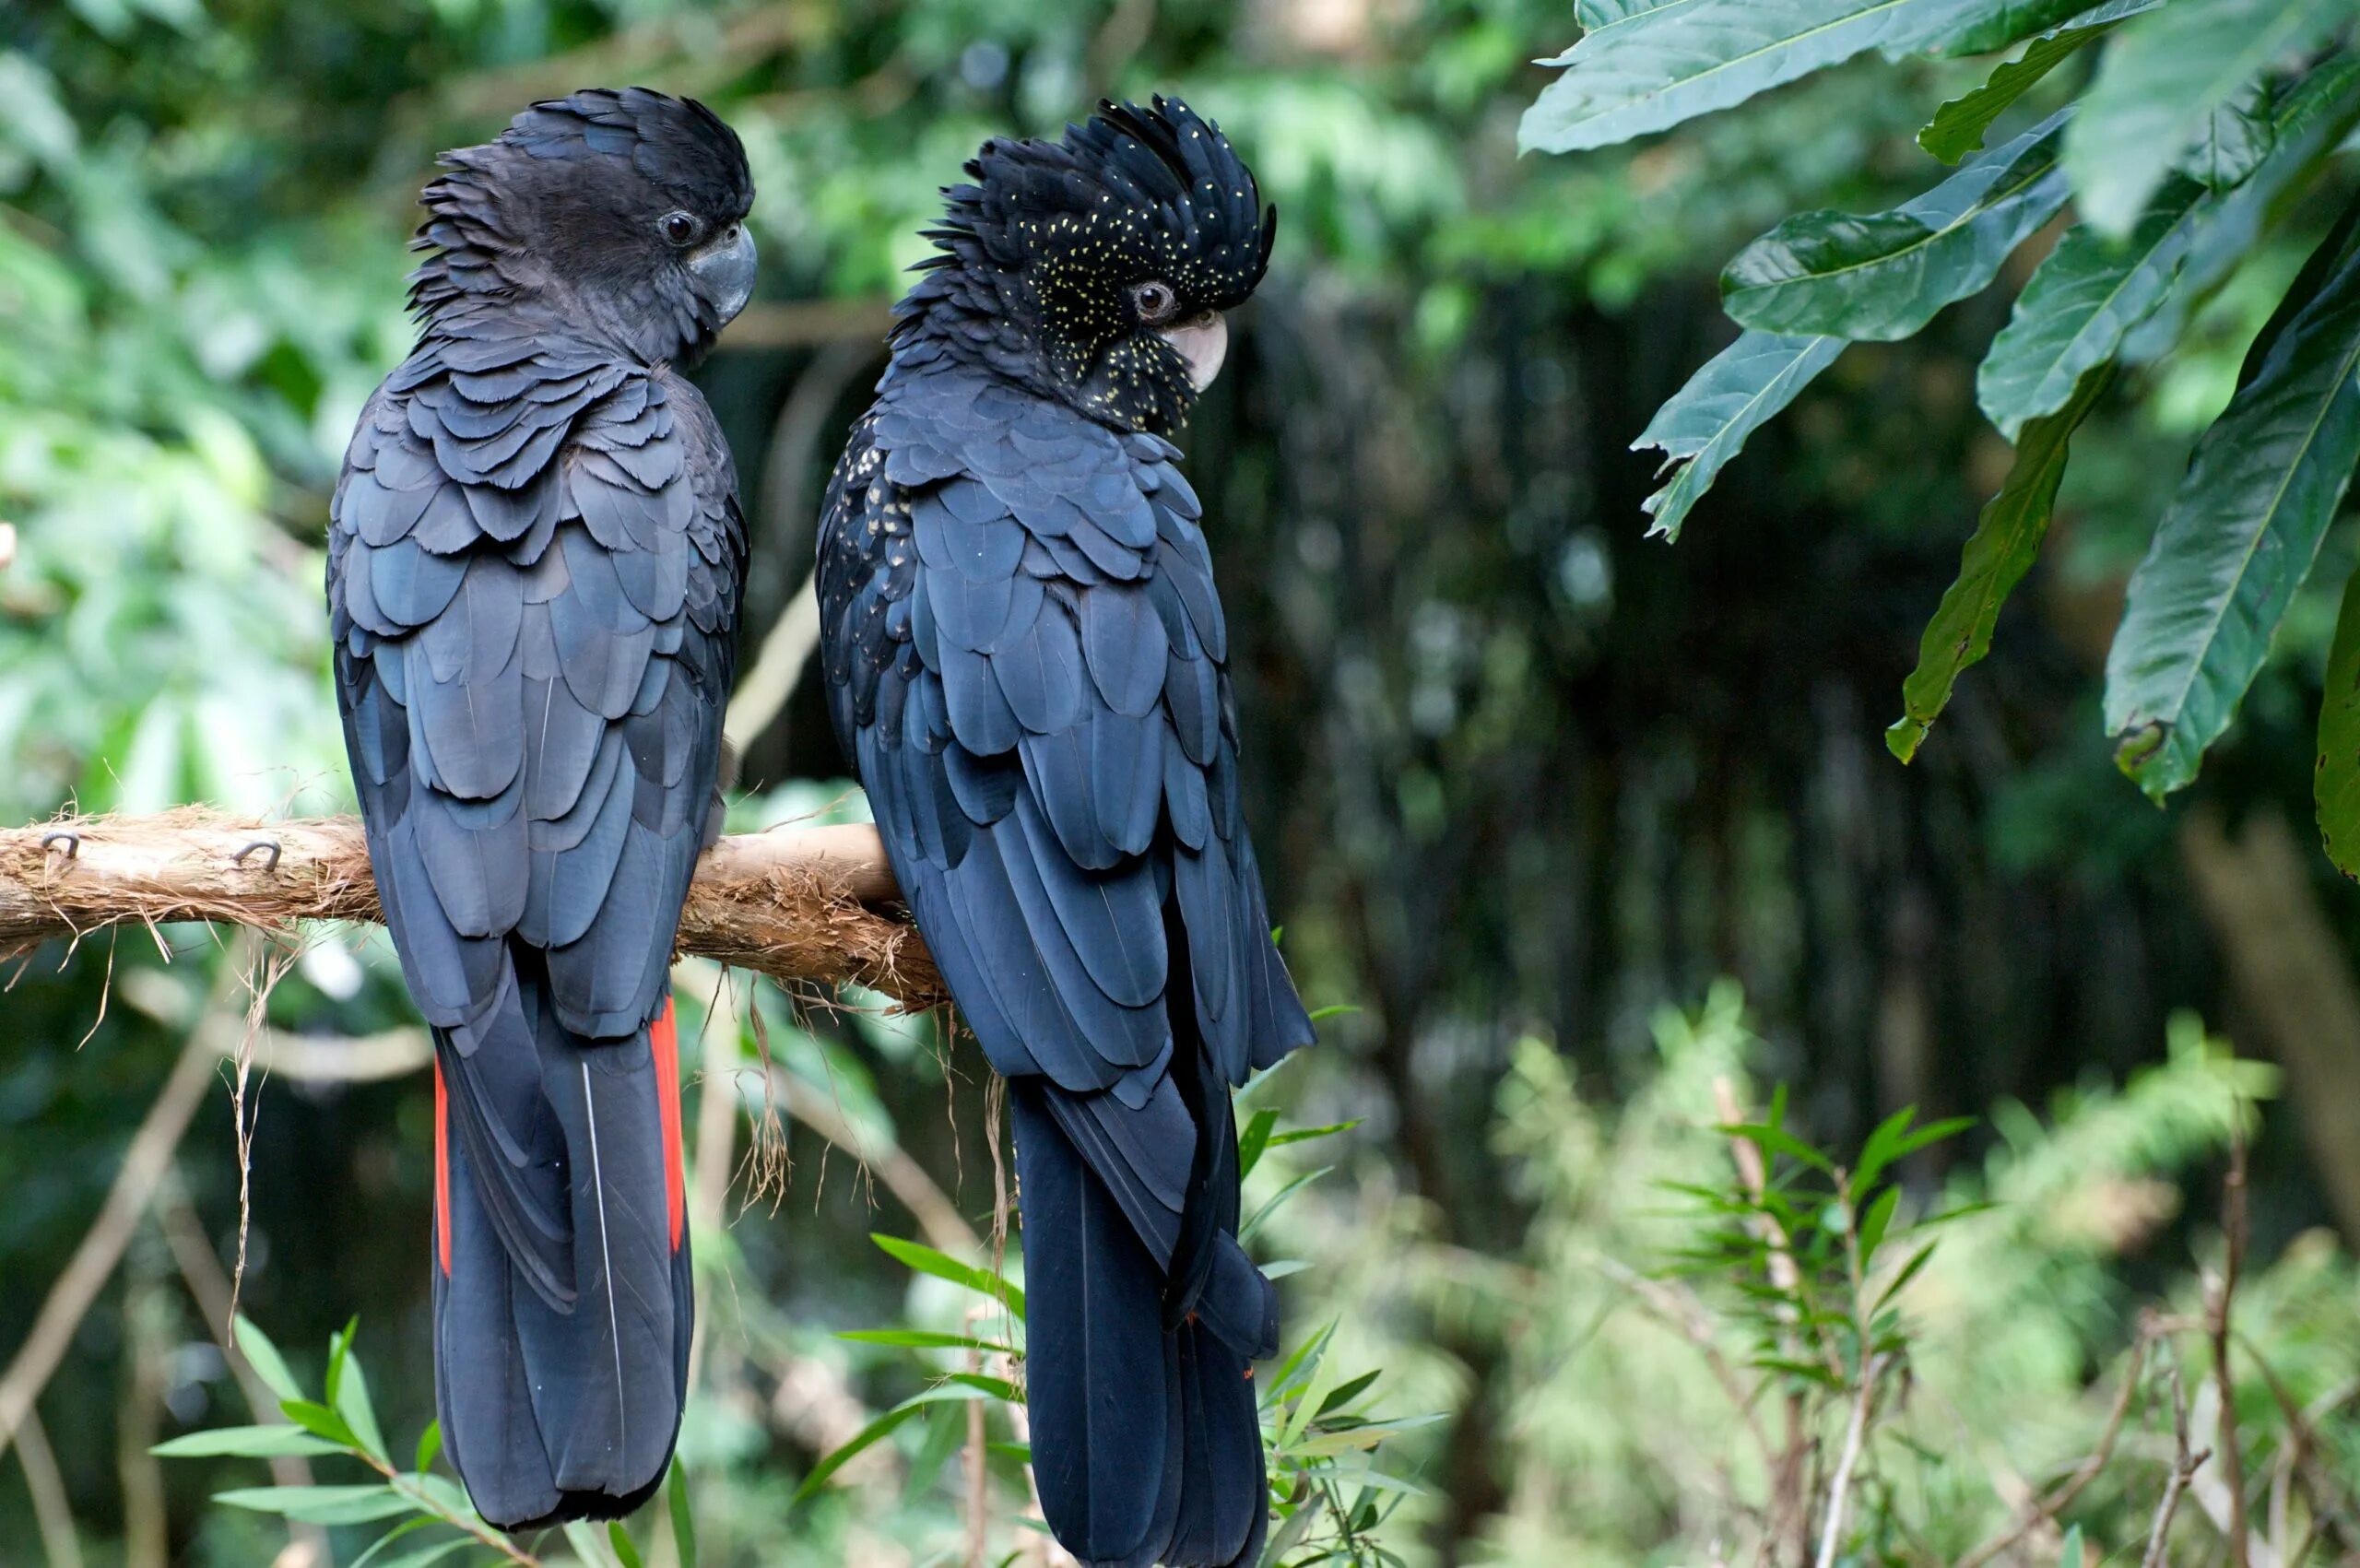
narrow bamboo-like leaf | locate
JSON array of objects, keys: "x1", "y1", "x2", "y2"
[
  {"x1": 1855, "y1": 1186, "x2": 1902, "y2": 1264},
  {"x1": 2062, "y1": 0, "x2": 2351, "y2": 237},
  {"x1": 334, "y1": 1343, "x2": 389, "y2": 1464},
  {"x1": 837, "y1": 1327, "x2": 1015, "y2": 1353},
  {"x1": 1241, "y1": 1166, "x2": 1333, "y2": 1241},
  {"x1": 1919, "y1": 25, "x2": 2101, "y2": 165},
  {"x1": 869, "y1": 1233, "x2": 1025, "y2": 1321},
  {"x1": 374, "y1": 1541, "x2": 477, "y2": 1568},
  {"x1": 1634, "y1": 332, "x2": 1847, "y2": 541},
  {"x1": 2121, "y1": 58, "x2": 2360, "y2": 366},
  {"x1": 1890, "y1": 365, "x2": 2111, "y2": 760},
  {"x1": 1236, "y1": 1107, "x2": 1280, "y2": 1180},
  {"x1": 413, "y1": 1419, "x2": 441, "y2": 1477},
  {"x1": 1979, "y1": 185, "x2": 2199, "y2": 439},
  {"x1": 214, "y1": 1484, "x2": 418, "y2": 1525},
  {"x1": 561, "y1": 1520, "x2": 618, "y2": 1568},
  {"x1": 608, "y1": 1522, "x2": 645, "y2": 1568},
  {"x1": 1717, "y1": 1121, "x2": 1835, "y2": 1173},
  {"x1": 232, "y1": 1315, "x2": 302, "y2": 1403},
  {"x1": 1315, "y1": 1370, "x2": 1383, "y2": 1417},
  {"x1": 2106, "y1": 210, "x2": 2360, "y2": 798},
  {"x1": 278, "y1": 1398, "x2": 360, "y2": 1450},
  {"x1": 667, "y1": 1458, "x2": 698, "y2": 1568},
  {"x1": 1724, "y1": 112, "x2": 2070, "y2": 340},
  {"x1": 151, "y1": 1424, "x2": 343, "y2": 1458},
  {"x1": 1519, "y1": 0, "x2": 1924, "y2": 156},
  {"x1": 793, "y1": 1385, "x2": 992, "y2": 1503},
  {"x1": 1266, "y1": 1120, "x2": 1362, "y2": 1150},
  {"x1": 323, "y1": 1317, "x2": 358, "y2": 1409},
  {"x1": 347, "y1": 1518, "x2": 434, "y2": 1568}
]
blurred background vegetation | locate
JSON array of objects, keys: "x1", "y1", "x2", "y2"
[{"x1": 5, "y1": 0, "x2": 2359, "y2": 1563}]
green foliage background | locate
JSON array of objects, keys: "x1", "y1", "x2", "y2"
[{"x1": 6, "y1": 0, "x2": 2360, "y2": 1562}]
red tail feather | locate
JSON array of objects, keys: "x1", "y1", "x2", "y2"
[
  {"x1": 651, "y1": 998, "x2": 685, "y2": 1251},
  {"x1": 433, "y1": 1055, "x2": 453, "y2": 1275}
]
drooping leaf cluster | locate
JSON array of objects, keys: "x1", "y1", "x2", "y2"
[{"x1": 1526, "y1": 0, "x2": 2360, "y2": 860}]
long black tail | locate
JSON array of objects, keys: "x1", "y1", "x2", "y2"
[
  {"x1": 1011, "y1": 1058, "x2": 1275, "y2": 1568},
  {"x1": 429, "y1": 958, "x2": 693, "y2": 1531}
]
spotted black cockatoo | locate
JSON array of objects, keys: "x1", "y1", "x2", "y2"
[
  {"x1": 326, "y1": 88, "x2": 753, "y2": 1530},
  {"x1": 816, "y1": 99, "x2": 1314, "y2": 1568}
]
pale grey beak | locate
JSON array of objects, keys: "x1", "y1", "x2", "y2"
[
  {"x1": 1160, "y1": 312, "x2": 1229, "y2": 391},
  {"x1": 688, "y1": 222, "x2": 758, "y2": 327}
]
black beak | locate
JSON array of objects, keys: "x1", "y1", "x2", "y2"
[{"x1": 687, "y1": 222, "x2": 757, "y2": 326}]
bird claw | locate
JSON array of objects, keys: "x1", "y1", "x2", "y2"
[
  {"x1": 232, "y1": 838, "x2": 282, "y2": 874},
  {"x1": 41, "y1": 831, "x2": 79, "y2": 861}
]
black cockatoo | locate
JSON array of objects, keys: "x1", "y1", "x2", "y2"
[
  {"x1": 326, "y1": 88, "x2": 753, "y2": 1530},
  {"x1": 816, "y1": 99, "x2": 1315, "y2": 1567}
]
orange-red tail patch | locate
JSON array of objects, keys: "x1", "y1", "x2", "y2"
[{"x1": 652, "y1": 997, "x2": 686, "y2": 1251}]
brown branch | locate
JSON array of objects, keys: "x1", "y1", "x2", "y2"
[
  {"x1": 2145, "y1": 1362, "x2": 2212, "y2": 1568},
  {"x1": 1957, "y1": 1332, "x2": 2153, "y2": 1568},
  {"x1": 14, "y1": 1411, "x2": 84, "y2": 1568},
  {"x1": 0, "y1": 808, "x2": 940, "y2": 1010}
]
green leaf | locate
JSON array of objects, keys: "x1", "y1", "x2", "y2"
[
  {"x1": 214, "y1": 1484, "x2": 418, "y2": 1525},
  {"x1": 2059, "y1": 1525, "x2": 2084, "y2": 1567},
  {"x1": 609, "y1": 1521, "x2": 645, "y2": 1568},
  {"x1": 232, "y1": 1315, "x2": 303, "y2": 1404},
  {"x1": 2175, "y1": 81, "x2": 2275, "y2": 194},
  {"x1": 334, "y1": 1338, "x2": 389, "y2": 1464},
  {"x1": 1932, "y1": 0, "x2": 2156, "y2": 59},
  {"x1": 1855, "y1": 1185, "x2": 1902, "y2": 1264},
  {"x1": 1634, "y1": 331, "x2": 1847, "y2": 541},
  {"x1": 2324, "y1": 569, "x2": 2360, "y2": 873},
  {"x1": 1919, "y1": 24, "x2": 2102, "y2": 165},
  {"x1": 1266, "y1": 1120, "x2": 1362, "y2": 1150},
  {"x1": 323, "y1": 1316, "x2": 357, "y2": 1409},
  {"x1": 2105, "y1": 206, "x2": 2360, "y2": 798},
  {"x1": 1875, "y1": 1239, "x2": 1942, "y2": 1308},
  {"x1": 836, "y1": 1328, "x2": 1015, "y2": 1353},
  {"x1": 374, "y1": 1541, "x2": 478, "y2": 1568},
  {"x1": 1978, "y1": 183, "x2": 2200, "y2": 439},
  {"x1": 2121, "y1": 58, "x2": 2360, "y2": 365},
  {"x1": 413, "y1": 1419, "x2": 441, "y2": 1477},
  {"x1": 150, "y1": 1423, "x2": 343, "y2": 1458},
  {"x1": 869, "y1": 1233, "x2": 1025, "y2": 1321},
  {"x1": 667, "y1": 1458, "x2": 698, "y2": 1568},
  {"x1": 1236, "y1": 1107, "x2": 1280, "y2": 1181},
  {"x1": 347, "y1": 1517, "x2": 434, "y2": 1568},
  {"x1": 1519, "y1": 0, "x2": 1926, "y2": 156},
  {"x1": 1718, "y1": 1121, "x2": 1835, "y2": 1174},
  {"x1": 2061, "y1": 0, "x2": 2353, "y2": 237},
  {"x1": 793, "y1": 1385, "x2": 994, "y2": 1503},
  {"x1": 1723, "y1": 112, "x2": 2070, "y2": 340},
  {"x1": 1315, "y1": 1370, "x2": 1382, "y2": 1417},
  {"x1": 1241, "y1": 1165, "x2": 1333, "y2": 1241},
  {"x1": 277, "y1": 1398, "x2": 360, "y2": 1450},
  {"x1": 563, "y1": 1520, "x2": 618, "y2": 1567},
  {"x1": 1888, "y1": 364, "x2": 2111, "y2": 760}
]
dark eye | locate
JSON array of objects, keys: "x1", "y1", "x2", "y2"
[
  {"x1": 1129, "y1": 280, "x2": 1179, "y2": 324},
  {"x1": 659, "y1": 211, "x2": 701, "y2": 247}
]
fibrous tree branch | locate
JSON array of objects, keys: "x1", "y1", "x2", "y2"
[{"x1": 0, "y1": 807, "x2": 940, "y2": 1010}]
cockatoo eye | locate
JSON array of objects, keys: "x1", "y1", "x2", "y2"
[
  {"x1": 658, "y1": 210, "x2": 702, "y2": 246},
  {"x1": 1129, "y1": 280, "x2": 1179, "y2": 324}
]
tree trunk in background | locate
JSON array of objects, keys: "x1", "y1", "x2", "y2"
[{"x1": 2178, "y1": 808, "x2": 2360, "y2": 1244}]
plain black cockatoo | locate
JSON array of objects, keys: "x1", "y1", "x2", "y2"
[
  {"x1": 326, "y1": 88, "x2": 753, "y2": 1530},
  {"x1": 816, "y1": 99, "x2": 1316, "y2": 1568}
]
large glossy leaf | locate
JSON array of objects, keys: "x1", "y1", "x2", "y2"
[
  {"x1": 2174, "y1": 82, "x2": 2274, "y2": 194},
  {"x1": 2120, "y1": 58, "x2": 2360, "y2": 365},
  {"x1": 1927, "y1": 0, "x2": 2156, "y2": 58},
  {"x1": 1888, "y1": 366, "x2": 2111, "y2": 761},
  {"x1": 2060, "y1": 0, "x2": 2353, "y2": 237},
  {"x1": 1519, "y1": 0, "x2": 1922, "y2": 155},
  {"x1": 2105, "y1": 207, "x2": 2360, "y2": 799},
  {"x1": 1633, "y1": 331, "x2": 1847, "y2": 541},
  {"x1": 1576, "y1": 0, "x2": 1690, "y2": 28},
  {"x1": 2317, "y1": 567, "x2": 2360, "y2": 877},
  {"x1": 1918, "y1": 21, "x2": 2106, "y2": 164},
  {"x1": 1722, "y1": 112, "x2": 2069, "y2": 340},
  {"x1": 1976, "y1": 177, "x2": 2201, "y2": 439}
]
